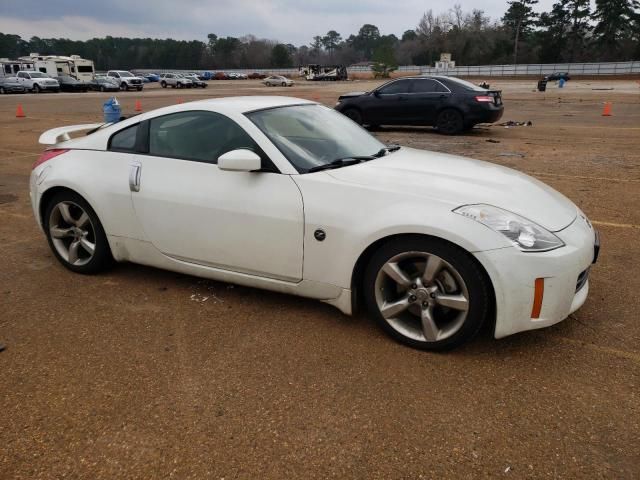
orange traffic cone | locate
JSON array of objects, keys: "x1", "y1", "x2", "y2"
[
  {"x1": 602, "y1": 102, "x2": 612, "y2": 116},
  {"x1": 177, "y1": 98, "x2": 183, "y2": 104},
  {"x1": 134, "y1": 100, "x2": 142, "y2": 112},
  {"x1": 15, "y1": 104, "x2": 25, "y2": 118}
]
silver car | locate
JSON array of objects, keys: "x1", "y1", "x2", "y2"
[
  {"x1": 263, "y1": 75, "x2": 294, "y2": 87},
  {"x1": 159, "y1": 73, "x2": 193, "y2": 89}
]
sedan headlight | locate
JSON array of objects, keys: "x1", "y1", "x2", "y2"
[{"x1": 454, "y1": 204, "x2": 565, "y2": 252}]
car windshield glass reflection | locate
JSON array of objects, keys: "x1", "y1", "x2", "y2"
[{"x1": 247, "y1": 105, "x2": 386, "y2": 173}]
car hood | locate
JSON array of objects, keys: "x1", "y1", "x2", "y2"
[
  {"x1": 326, "y1": 147, "x2": 577, "y2": 231},
  {"x1": 338, "y1": 91, "x2": 368, "y2": 100}
]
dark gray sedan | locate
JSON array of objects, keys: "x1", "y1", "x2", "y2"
[{"x1": 0, "y1": 77, "x2": 26, "y2": 94}]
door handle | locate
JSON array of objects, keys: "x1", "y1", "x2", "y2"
[{"x1": 129, "y1": 162, "x2": 141, "y2": 192}]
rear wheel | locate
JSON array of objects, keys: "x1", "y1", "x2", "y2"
[
  {"x1": 343, "y1": 108, "x2": 363, "y2": 125},
  {"x1": 44, "y1": 191, "x2": 113, "y2": 274},
  {"x1": 363, "y1": 236, "x2": 491, "y2": 350},
  {"x1": 436, "y1": 109, "x2": 464, "y2": 135},
  {"x1": 0, "y1": 87, "x2": 5, "y2": 94},
  {"x1": 281, "y1": 81, "x2": 286, "y2": 87}
]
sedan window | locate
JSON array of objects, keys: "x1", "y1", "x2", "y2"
[
  {"x1": 377, "y1": 80, "x2": 410, "y2": 95},
  {"x1": 148, "y1": 111, "x2": 259, "y2": 164},
  {"x1": 410, "y1": 79, "x2": 447, "y2": 94}
]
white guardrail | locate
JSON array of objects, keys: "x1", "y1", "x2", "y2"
[{"x1": 132, "y1": 61, "x2": 640, "y2": 77}]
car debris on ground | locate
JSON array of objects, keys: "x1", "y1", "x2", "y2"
[{"x1": 498, "y1": 120, "x2": 533, "y2": 127}]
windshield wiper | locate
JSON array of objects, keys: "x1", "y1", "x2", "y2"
[{"x1": 306, "y1": 145, "x2": 401, "y2": 173}]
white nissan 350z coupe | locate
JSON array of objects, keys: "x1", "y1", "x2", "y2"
[{"x1": 30, "y1": 97, "x2": 599, "y2": 350}]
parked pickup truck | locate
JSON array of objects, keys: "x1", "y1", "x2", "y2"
[
  {"x1": 16, "y1": 71, "x2": 60, "y2": 93},
  {"x1": 107, "y1": 70, "x2": 144, "y2": 91}
]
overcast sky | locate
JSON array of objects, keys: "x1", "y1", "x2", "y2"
[{"x1": 0, "y1": 0, "x2": 556, "y2": 45}]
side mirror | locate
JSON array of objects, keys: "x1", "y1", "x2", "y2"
[
  {"x1": 373, "y1": 90, "x2": 380, "y2": 97},
  {"x1": 217, "y1": 149, "x2": 261, "y2": 172}
]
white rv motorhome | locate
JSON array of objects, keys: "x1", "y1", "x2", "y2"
[
  {"x1": 19, "y1": 54, "x2": 96, "y2": 81},
  {"x1": 0, "y1": 59, "x2": 35, "y2": 78}
]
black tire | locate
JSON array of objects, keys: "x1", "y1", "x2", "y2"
[
  {"x1": 43, "y1": 191, "x2": 114, "y2": 274},
  {"x1": 281, "y1": 82, "x2": 286, "y2": 87},
  {"x1": 343, "y1": 108, "x2": 363, "y2": 125},
  {"x1": 177, "y1": 83, "x2": 183, "y2": 89},
  {"x1": 33, "y1": 84, "x2": 41, "y2": 93},
  {"x1": 0, "y1": 87, "x2": 5, "y2": 94},
  {"x1": 363, "y1": 236, "x2": 491, "y2": 351},
  {"x1": 137, "y1": 86, "x2": 143, "y2": 91},
  {"x1": 100, "y1": 86, "x2": 105, "y2": 92},
  {"x1": 120, "y1": 82, "x2": 127, "y2": 91},
  {"x1": 436, "y1": 109, "x2": 464, "y2": 135},
  {"x1": 161, "y1": 81, "x2": 167, "y2": 88}
]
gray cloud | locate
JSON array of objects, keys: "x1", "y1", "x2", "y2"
[{"x1": 0, "y1": 0, "x2": 555, "y2": 45}]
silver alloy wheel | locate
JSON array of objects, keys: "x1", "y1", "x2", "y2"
[
  {"x1": 374, "y1": 251, "x2": 470, "y2": 343},
  {"x1": 48, "y1": 201, "x2": 96, "y2": 266}
]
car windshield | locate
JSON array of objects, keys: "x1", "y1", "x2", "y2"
[
  {"x1": 444, "y1": 77, "x2": 487, "y2": 91},
  {"x1": 247, "y1": 104, "x2": 386, "y2": 173},
  {"x1": 30, "y1": 72, "x2": 49, "y2": 78}
]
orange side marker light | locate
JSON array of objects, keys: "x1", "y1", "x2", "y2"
[{"x1": 531, "y1": 278, "x2": 545, "y2": 319}]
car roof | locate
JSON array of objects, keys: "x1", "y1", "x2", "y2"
[{"x1": 171, "y1": 96, "x2": 314, "y2": 114}]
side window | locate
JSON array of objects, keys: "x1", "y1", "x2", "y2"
[
  {"x1": 109, "y1": 124, "x2": 139, "y2": 152},
  {"x1": 410, "y1": 79, "x2": 441, "y2": 94},
  {"x1": 17, "y1": 72, "x2": 25, "y2": 78},
  {"x1": 148, "y1": 111, "x2": 258, "y2": 164},
  {"x1": 378, "y1": 80, "x2": 410, "y2": 95}
]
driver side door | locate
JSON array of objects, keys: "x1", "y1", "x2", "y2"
[
  {"x1": 130, "y1": 110, "x2": 304, "y2": 282},
  {"x1": 366, "y1": 79, "x2": 412, "y2": 125}
]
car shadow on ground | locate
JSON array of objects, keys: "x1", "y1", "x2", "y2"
[
  {"x1": 369, "y1": 125, "x2": 495, "y2": 137},
  {"x1": 109, "y1": 261, "x2": 558, "y2": 358}
]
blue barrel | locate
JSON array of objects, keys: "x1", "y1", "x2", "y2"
[{"x1": 103, "y1": 97, "x2": 121, "y2": 123}]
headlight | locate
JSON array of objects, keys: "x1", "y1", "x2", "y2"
[{"x1": 454, "y1": 204, "x2": 565, "y2": 252}]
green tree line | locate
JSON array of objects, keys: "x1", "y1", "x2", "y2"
[{"x1": 1, "y1": 0, "x2": 638, "y2": 70}]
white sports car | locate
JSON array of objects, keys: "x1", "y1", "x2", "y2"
[{"x1": 30, "y1": 97, "x2": 599, "y2": 350}]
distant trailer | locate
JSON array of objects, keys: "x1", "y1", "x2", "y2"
[
  {"x1": 0, "y1": 59, "x2": 35, "y2": 78},
  {"x1": 298, "y1": 64, "x2": 348, "y2": 81},
  {"x1": 19, "y1": 53, "x2": 96, "y2": 81}
]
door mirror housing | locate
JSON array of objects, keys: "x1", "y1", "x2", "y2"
[{"x1": 217, "y1": 149, "x2": 262, "y2": 172}]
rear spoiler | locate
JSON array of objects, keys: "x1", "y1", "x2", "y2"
[{"x1": 38, "y1": 123, "x2": 107, "y2": 145}]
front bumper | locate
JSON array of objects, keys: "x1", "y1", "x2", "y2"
[{"x1": 474, "y1": 213, "x2": 597, "y2": 338}]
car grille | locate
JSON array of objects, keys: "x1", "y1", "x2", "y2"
[
  {"x1": 45, "y1": 80, "x2": 57, "y2": 85},
  {"x1": 576, "y1": 268, "x2": 589, "y2": 293},
  {"x1": 130, "y1": 79, "x2": 142, "y2": 85}
]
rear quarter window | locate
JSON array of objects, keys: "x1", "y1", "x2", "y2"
[{"x1": 109, "y1": 124, "x2": 139, "y2": 152}]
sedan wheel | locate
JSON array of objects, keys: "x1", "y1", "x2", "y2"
[
  {"x1": 100, "y1": 86, "x2": 105, "y2": 92},
  {"x1": 0, "y1": 87, "x2": 5, "y2": 94},
  {"x1": 364, "y1": 237, "x2": 490, "y2": 350},
  {"x1": 342, "y1": 108, "x2": 363, "y2": 125},
  {"x1": 436, "y1": 109, "x2": 464, "y2": 135},
  {"x1": 44, "y1": 192, "x2": 113, "y2": 274}
]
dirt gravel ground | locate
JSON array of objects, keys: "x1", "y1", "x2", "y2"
[{"x1": 1, "y1": 79, "x2": 639, "y2": 479}]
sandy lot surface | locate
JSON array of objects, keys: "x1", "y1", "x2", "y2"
[{"x1": 1, "y1": 79, "x2": 639, "y2": 479}]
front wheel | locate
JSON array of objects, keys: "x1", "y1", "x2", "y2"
[
  {"x1": 0, "y1": 87, "x2": 5, "y2": 94},
  {"x1": 436, "y1": 109, "x2": 464, "y2": 135},
  {"x1": 281, "y1": 82, "x2": 286, "y2": 87},
  {"x1": 363, "y1": 236, "x2": 491, "y2": 350},
  {"x1": 33, "y1": 84, "x2": 41, "y2": 93},
  {"x1": 44, "y1": 191, "x2": 113, "y2": 274},
  {"x1": 161, "y1": 81, "x2": 167, "y2": 88},
  {"x1": 120, "y1": 83, "x2": 127, "y2": 91},
  {"x1": 342, "y1": 108, "x2": 363, "y2": 125}
]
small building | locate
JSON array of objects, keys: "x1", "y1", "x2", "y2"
[{"x1": 435, "y1": 53, "x2": 455, "y2": 71}]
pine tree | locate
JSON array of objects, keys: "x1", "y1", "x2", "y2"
[
  {"x1": 592, "y1": 0, "x2": 639, "y2": 58},
  {"x1": 563, "y1": 0, "x2": 591, "y2": 61},
  {"x1": 502, "y1": 0, "x2": 539, "y2": 63}
]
